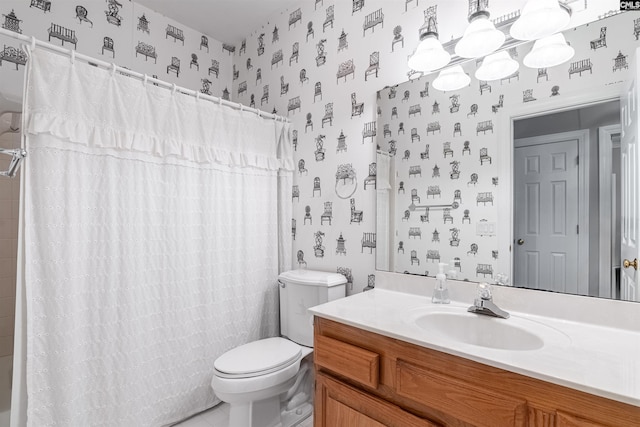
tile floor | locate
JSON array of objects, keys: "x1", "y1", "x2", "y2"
[{"x1": 174, "y1": 403, "x2": 313, "y2": 427}]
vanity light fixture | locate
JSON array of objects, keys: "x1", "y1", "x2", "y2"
[
  {"x1": 510, "y1": 0, "x2": 571, "y2": 41},
  {"x1": 433, "y1": 65, "x2": 471, "y2": 92},
  {"x1": 408, "y1": 6, "x2": 451, "y2": 72},
  {"x1": 475, "y1": 50, "x2": 519, "y2": 81},
  {"x1": 523, "y1": 33, "x2": 575, "y2": 68},
  {"x1": 455, "y1": 0, "x2": 505, "y2": 59}
]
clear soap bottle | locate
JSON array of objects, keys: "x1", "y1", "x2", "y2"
[{"x1": 432, "y1": 262, "x2": 450, "y2": 304}]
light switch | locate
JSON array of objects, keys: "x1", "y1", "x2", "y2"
[{"x1": 476, "y1": 221, "x2": 496, "y2": 236}]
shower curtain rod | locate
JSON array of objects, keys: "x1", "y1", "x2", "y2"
[{"x1": 0, "y1": 28, "x2": 290, "y2": 123}]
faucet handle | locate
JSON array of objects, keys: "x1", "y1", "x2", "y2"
[{"x1": 476, "y1": 282, "x2": 492, "y2": 301}]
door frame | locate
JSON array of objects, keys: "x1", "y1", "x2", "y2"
[
  {"x1": 496, "y1": 84, "x2": 620, "y2": 292},
  {"x1": 598, "y1": 124, "x2": 622, "y2": 298},
  {"x1": 513, "y1": 130, "x2": 589, "y2": 295}
]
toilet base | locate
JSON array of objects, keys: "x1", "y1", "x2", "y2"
[
  {"x1": 225, "y1": 357, "x2": 314, "y2": 427},
  {"x1": 228, "y1": 396, "x2": 313, "y2": 427},
  {"x1": 281, "y1": 401, "x2": 313, "y2": 427},
  {"x1": 228, "y1": 396, "x2": 281, "y2": 427}
]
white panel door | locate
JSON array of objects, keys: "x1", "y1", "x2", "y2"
[
  {"x1": 514, "y1": 140, "x2": 579, "y2": 293},
  {"x1": 620, "y1": 48, "x2": 640, "y2": 302}
]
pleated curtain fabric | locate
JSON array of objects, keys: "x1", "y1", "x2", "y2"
[{"x1": 13, "y1": 48, "x2": 293, "y2": 427}]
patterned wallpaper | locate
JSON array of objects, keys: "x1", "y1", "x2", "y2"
[
  {"x1": 230, "y1": 0, "x2": 626, "y2": 293},
  {"x1": 0, "y1": 0, "x2": 232, "y2": 107},
  {"x1": 379, "y1": 10, "x2": 639, "y2": 282},
  {"x1": 0, "y1": 1, "x2": 625, "y2": 294},
  {"x1": 378, "y1": 79, "x2": 500, "y2": 280}
]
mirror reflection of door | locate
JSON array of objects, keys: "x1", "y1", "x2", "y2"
[
  {"x1": 598, "y1": 125, "x2": 621, "y2": 299},
  {"x1": 514, "y1": 132, "x2": 582, "y2": 294},
  {"x1": 513, "y1": 101, "x2": 621, "y2": 298}
]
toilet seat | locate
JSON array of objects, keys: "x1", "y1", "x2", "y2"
[{"x1": 214, "y1": 337, "x2": 302, "y2": 379}]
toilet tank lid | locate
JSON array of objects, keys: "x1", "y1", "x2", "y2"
[{"x1": 278, "y1": 269, "x2": 347, "y2": 287}]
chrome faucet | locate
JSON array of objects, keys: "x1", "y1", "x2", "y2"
[{"x1": 467, "y1": 282, "x2": 510, "y2": 319}]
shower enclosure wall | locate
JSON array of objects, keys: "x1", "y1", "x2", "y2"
[{"x1": 0, "y1": 111, "x2": 20, "y2": 425}]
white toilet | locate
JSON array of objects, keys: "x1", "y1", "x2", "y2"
[{"x1": 211, "y1": 269, "x2": 347, "y2": 427}]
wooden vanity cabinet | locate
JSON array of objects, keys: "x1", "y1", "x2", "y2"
[{"x1": 313, "y1": 317, "x2": 640, "y2": 427}]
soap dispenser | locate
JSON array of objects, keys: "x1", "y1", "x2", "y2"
[
  {"x1": 432, "y1": 262, "x2": 450, "y2": 304},
  {"x1": 447, "y1": 259, "x2": 458, "y2": 280}
]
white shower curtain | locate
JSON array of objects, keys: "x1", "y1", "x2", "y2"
[{"x1": 12, "y1": 48, "x2": 293, "y2": 427}]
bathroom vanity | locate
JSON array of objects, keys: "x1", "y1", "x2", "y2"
[{"x1": 309, "y1": 275, "x2": 640, "y2": 427}]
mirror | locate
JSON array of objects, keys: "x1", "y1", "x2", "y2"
[{"x1": 376, "y1": 11, "x2": 638, "y2": 300}]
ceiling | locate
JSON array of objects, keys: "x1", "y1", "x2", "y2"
[{"x1": 135, "y1": 0, "x2": 302, "y2": 46}]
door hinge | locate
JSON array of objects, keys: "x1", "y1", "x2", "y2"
[
  {"x1": 576, "y1": 155, "x2": 579, "y2": 165},
  {"x1": 577, "y1": 224, "x2": 579, "y2": 234}
]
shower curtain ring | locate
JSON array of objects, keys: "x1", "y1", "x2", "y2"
[
  {"x1": 70, "y1": 50, "x2": 75, "y2": 64},
  {"x1": 30, "y1": 36, "x2": 36, "y2": 51},
  {"x1": 143, "y1": 74, "x2": 148, "y2": 86},
  {"x1": 196, "y1": 91, "x2": 200, "y2": 101},
  {"x1": 111, "y1": 63, "x2": 117, "y2": 76},
  {"x1": 172, "y1": 84, "x2": 177, "y2": 94}
]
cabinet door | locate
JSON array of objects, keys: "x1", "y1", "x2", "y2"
[{"x1": 316, "y1": 372, "x2": 440, "y2": 427}]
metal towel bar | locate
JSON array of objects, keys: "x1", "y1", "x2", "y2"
[{"x1": 408, "y1": 201, "x2": 459, "y2": 211}]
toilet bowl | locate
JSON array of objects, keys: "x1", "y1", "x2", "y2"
[{"x1": 210, "y1": 269, "x2": 347, "y2": 427}]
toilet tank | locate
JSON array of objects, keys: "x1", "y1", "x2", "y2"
[{"x1": 278, "y1": 269, "x2": 346, "y2": 347}]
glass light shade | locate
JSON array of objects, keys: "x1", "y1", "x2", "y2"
[
  {"x1": 433, "y1": 66, "x2": 471, "y2": 91},
  {"x1": 455, "y1": 17, "x2": 505, "y2": 58},
  {"x1": 475, "y1": 51, "x2": 519, "y2": 81},
  {"x1": 523, "y1": 33, "x2": 575, "y2": 68},
  {"x1": 510, "y1": 0, "x2": 571, "y2": 41},
  {"x1": 408, "y1": 35, "x2": 451, "y2": 72}
]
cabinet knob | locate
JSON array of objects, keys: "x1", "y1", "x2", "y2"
[{"x1": 623, "y1": 258, "x2": 638, "y2": 270}]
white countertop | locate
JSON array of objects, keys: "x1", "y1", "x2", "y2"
[{"x1": 309, "y1": 287, "x2": 640, "y2": 407}]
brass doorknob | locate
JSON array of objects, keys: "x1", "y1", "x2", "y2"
[
  {"x1": 517, "y1": 239, "x2": 525, "y2": 245},
  {"x1": 623, "y1": 258, "x2": 638, "y2": 270}
]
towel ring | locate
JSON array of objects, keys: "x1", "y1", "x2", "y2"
[{"x1": 335, "y1": 170, "x2": 358, "y2": 199}]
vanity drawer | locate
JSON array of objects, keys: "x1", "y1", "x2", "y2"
[
  {"x1": 556, "y1": 411, "x2": 610, "y2": 427},
  {"x1": 396, "y1": 359, "x2": 528, "y2": 427},
  {"x1": 314, "y1": 334, "x2": 380, "y2": 389}
]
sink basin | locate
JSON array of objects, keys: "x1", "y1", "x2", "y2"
[{"x1": 411, "y1": 306, "x2": 569, "y2": 351}]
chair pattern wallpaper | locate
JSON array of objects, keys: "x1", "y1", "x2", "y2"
[
  {"x1": 230, "y1": 4, "x2": 636, "y2": 290},
  {"x1": 0, "y1": 0, "x2": 233, "y2": 102},
  {"x1": 379, "y1": 13, "x2": 638, "y2": 279},
  {"x1": 1, "y1": 1, "x2": 633, "y2": 293}
]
